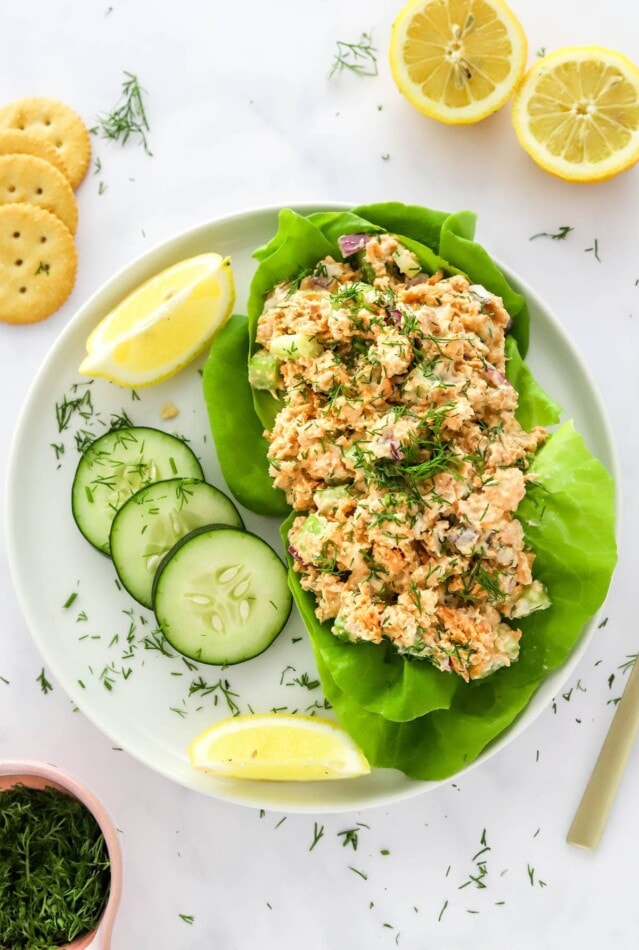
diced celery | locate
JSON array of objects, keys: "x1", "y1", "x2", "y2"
[
  {"x1": 248, "y1": 350, "x2": 281, "y2": 390},
  {"x1": 293, "y1": 513, "x2": 330, "y2": 562},
  {"x1": 509, "y1": 581, "x2": 551, "y2": 619},
  {"x1": 270, "y1": 333, "x2": 323, "y2": 360},
  {"x1": 331, "y1": 615, "x2": 354, "y2": 642},
  {"x1": 313, "y1": 486, "x2": 350, "y2": 512},
  {"x1": 393, "y1": 246, "x2": 422, "y2": 278}
]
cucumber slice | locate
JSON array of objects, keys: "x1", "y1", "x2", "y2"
[
  {"x1": 110, "y1": 478, "x2": 243, "y2": 608},
  {"x1": 72, "y1": 427, "x2": 203, "y2": 555},
  {"x1": 153, "y1": 525, "x2": 292, "y2": 665}
]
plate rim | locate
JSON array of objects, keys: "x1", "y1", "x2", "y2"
[{"x1": 4, "y1": 202, "x2": 620, "y2": 813}]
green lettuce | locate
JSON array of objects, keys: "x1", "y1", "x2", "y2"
[
  {"x1": 283, "y1": 422, "x2": 615, "y2": 778},
  {"x1": 203, "y1": 203, "x2": 617, "y2": 780},
  {"x1": 202, "y1": 315, "x2": 289, "y2": 516}
]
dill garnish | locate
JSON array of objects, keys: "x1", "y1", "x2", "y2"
[
  {"x1": 0, "y1": 784, "x2": 110, "y2": 948},
  {"x1": 309, "y1": 822, "x2": 324, "y2": 851},
  {"x1": 329, "y1": 32, "x2": 378, "y2": 78},
  {"x1": 529, "y1": 226, "x2": 574, "y2": 241},
  {"x1": 92, "y1": 71, "x2": 152, "y2": 154},
  {"x1": 36, "y1": 667, "x2": 53, "y2": 694},
  {"x1": 585, "y1": 239, "x2": 601, "y2": 262}
]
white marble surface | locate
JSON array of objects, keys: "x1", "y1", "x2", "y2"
[{"x1": 1, "y1": 0, "x2": 638, "y2": 946}]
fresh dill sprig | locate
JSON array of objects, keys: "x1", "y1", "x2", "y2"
[
  {"x1": 529, "y1": 226, "x2": 574, "y2": 241},
  {"x1": 92, "y1": 71, "x2": 152, "y2": 155},
  {"x1": 36, "y1": 667, "x2": 53, "y2": 694},
  {"x1": 329, "y1": 32, "x2": 378, "y2": 78}
]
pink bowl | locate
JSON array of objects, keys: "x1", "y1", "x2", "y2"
[{"x1": 0, "y1": 761, "x2": 122, "y2": 950}]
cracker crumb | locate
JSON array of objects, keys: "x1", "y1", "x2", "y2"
[{"x1": 160, "y1": 402, "x2": 179, "y2": 420}]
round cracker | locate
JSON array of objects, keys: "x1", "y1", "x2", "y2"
[
  {"x1": 0, "y1": 129, "x2": 71, "y2": 181},
  {"x1": 0, "y1": 203, "x2": 77, "y2": 325},
  {"x1": 0, "y1": 154, "x2": 78, "y2": 234},
  {"x1": 0, "y1": 98, "x2": 91, "y2": 189}
]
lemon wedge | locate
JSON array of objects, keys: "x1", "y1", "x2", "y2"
[
  {"x1": 79, "y1": 253, "x2": 235, "y2": 387},
  {"x1": 389, "y1": 0, "x2": 527, "y2": 125},
  {"x1": 188, "y1": 713, "x2": 371, "y2": 782},
  {"x1": 512, "y1": 46, "x2": 639, "y2": 183}
]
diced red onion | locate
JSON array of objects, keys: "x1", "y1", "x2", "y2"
[
  {"x1": 338, "y1": 233, "x2": 370, "y2": 258},
  {"x1": 388, "y1": 439, "x2": 404, "y2": 461},
  {"x1": 385, "y1": 309, "x2": 402, "y2": 326},
  {"x1": 288, "y1": 544, "x2": 308, "y2": 566},
  {"x1": 405, "y1": 274, "x2": 428, "y2": 287},
  {"x1": 485, "y1": 364, "x2": 511, "y2": 388},
  {"x1": 311, "y1": 275, "x2": 332, "y2": 289}
]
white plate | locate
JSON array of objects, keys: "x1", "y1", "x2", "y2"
[{"x1": 5, "y1": 204, "x2": 618, "y2": 813}]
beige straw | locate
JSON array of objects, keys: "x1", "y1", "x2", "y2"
[{"x1": 567, "y1": 658, "x2": 639, "y2": 850}]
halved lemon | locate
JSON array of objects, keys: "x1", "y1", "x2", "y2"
[
  {"x1": 188, "y1": 713, "x2": 371, "y2": 782},
  {"x1": 389, "y1": 0, "x2": 528, "y2": 124},
  {"x1": 512, "y1": 46, "x2": 639, "y2": 183},
  {"x1": 79, "y1": 253, "x2": 235, "y2": 387}
]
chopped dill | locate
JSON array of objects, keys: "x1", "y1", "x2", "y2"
[
  {"x1": 309, "y1": 822, "x2": 324, "y2": 851},
  {"x1": 0, "y1": 784, "x2": 110, "y2": 948},
  {"x1": 91, "y1": 71, "x2": 152, "y2": 154},
  {"x1": 529, "y1": 226, "x2": 573, "y2": 241},
  {"x1": 36, "y1": 667, "x2": 53, "y2": 694},
  {"x1": 329, "y1": 31, "x2": 378, "y2": 78}
]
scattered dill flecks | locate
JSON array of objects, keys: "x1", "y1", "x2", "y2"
[
  {"x1": 585, "y1": 239, "x2": 601, "y2": 262},
  {"x1": 55, "y1": 385, "x2": 94, "y2": 432},
  {"x1": 529, "y1": 225, "x2": 574, "y2": 241},
  {"x1": 91, "y1": 71, "x2": 152, "y2": 154},
  {"x1": 178, "y1": 913, "x2": 194, "y2": 925},
  {"x1": 188, "y1": 676, "x2": 241, "y2": 716},
  {"x1": 349, "y1": 866, "x2": 368, "y2": 880},
  {"x1": 0, "y1": 784, "x2": 110, "y2": 947},
  {"x1": 438, "y1": 899, "x2": 448, "y2": 922},
  {"x1": 0, "y1": 676, "x2": 9, "y2": 685},
  {"x1": 536, "y1": 47, "x2": 547, "y2": 57},
  {"x1": 337, "y1": 827, "x2": 360, "y2": 850},
  {"x1": 98, "y1": 181, "x2": 107, "y2": 195},
  {"x1": 35, "y1": 261, "x2": 50, "y2": 275},
  {"x1": 309, "y1": 822, "x2": 324, "y2": 851},
  {"x1": 619, "y1": 653, "x2": 638, "y2": 674},
  {"x1": 36, "y1": 668, "x2": 53, "y2": 694},
  {"x1": 329, "y1": 31, "x2": 378, "y2": 78},
  {"x1": 598, "y1": 616, "x2": 609, "y2": 628},
  {"x1": 63, "y1": 592, "x2": 78, "y2": 609},
  {"x1": 458, "y1": 828, "x2": 490, "y2": 891}
]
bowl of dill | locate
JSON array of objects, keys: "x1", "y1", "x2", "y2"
[{"x1": 0, "y1": 761, "x2": 122, "y2": 950}]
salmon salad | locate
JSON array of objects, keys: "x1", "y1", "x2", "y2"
[{"x1": 249, "y1": 232, "x2": 551, "y2": 682}]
